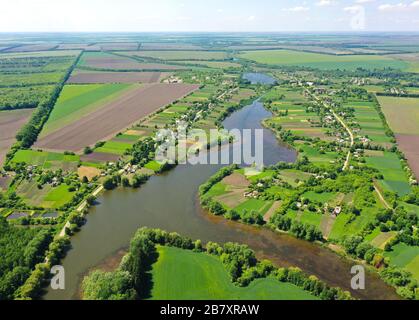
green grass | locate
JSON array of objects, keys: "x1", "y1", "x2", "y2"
[
  {"x1": 42, "y1": 184, "x2": 75, "y2": 208},
  {"x1": 239, "y1": 50, "x2": 408, "y2": 71},
  {"x1": 384, "y1": 243, "x2": 419, "y2": 268},
  {"x1": 41, "y1": 83, "x2": 132, "y2": 136},
  {"x1": 144, "y1": 160, "x2": 163, "y2": 172},
  {"x1": 95, "y1": 141, "x2": 132, "y2": 155},
  {"x1": 234, "y1": 199, "x2": 272, "y2": 215},
  {"x1": 365, "y1": 152, "x2": 411, "y2": 196},
  {"x1": 206, "y1": 182, "x2": 227, "y2": 198},
  {"x1": 149, "y1": 246, "x2": 318, "y2": 300},
  {"x1": 11, "y1": 150, "x2": 79, "y2": 168}
]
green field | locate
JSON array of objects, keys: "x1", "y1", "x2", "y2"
[
  {"x1": 11, "y1": 149, "x2": 79, "y2": 169},
  {"x1": 149, "y1": 246, "x2": 318, "y2": 300},
  {"x1": 95, "y1": 141, "x2": 133, "y2": 155},
  {"x1": 239, "y1": 50, "x2": 408, "y2": 71},
  {"x1": 40, "y1": 83, "x2": 132, "y2": 136},
  {"x1": 365, "y1": 152, "x2": 411, "y2": 196},
  {"x1": 384, "y1": 243, "x2": 419, "y2": 281}
]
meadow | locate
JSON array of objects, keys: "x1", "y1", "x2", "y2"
[
  {"x1": 149, "y1": 246, "x2": 318, "y2": 300},
  {"x1": 238, "y1": 50, "x2": 408, "y2": 71}
]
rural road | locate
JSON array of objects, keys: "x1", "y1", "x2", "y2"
[{"x1": 305, "y1": 89, "x2": 354, "y2": 171}]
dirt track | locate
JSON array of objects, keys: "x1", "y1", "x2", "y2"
[
  {"x1": 68, "y1": 71, "x2": 168, "y2": 84},
  {"x1": 34, "y1": 84, "x2": 199, "y2": 153},
  {"x1": 0, "y1": 109, "x2": 33, "y2": 166},
  {"x1": 396, "y1": 133, "x2": 419, "y2": 179}
]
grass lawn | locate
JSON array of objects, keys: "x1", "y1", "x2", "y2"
[
  {"x1": 149, "y1": 246, "x2": 318, "y2": 300},
  {"x1": 40, "y1": 83, "x2": 132, "y2": 137},
  {"x1": 238, "y1": 50, "x2": 408, "y2": 71}
]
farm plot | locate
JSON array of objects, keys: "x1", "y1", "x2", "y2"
[
  {"x1": 68, "y1": 70, "x2": 168, "y2": 84},
  {"x1": 4, "y1": 43, "x2": 58, "y2": 52},
  {"x1": 378, "y1": 96, "x2": 419, "y2": 178},
  {"x1": 365, "y1": 151, "x2": 411, "y2": 196},
  {"x1": 265, "y1": 87, "x2": 330, "y2": 141},
  {"x1": 39, "y1": 83, "x2": 132, "y2": 137},
  {"x1": 35, "y1": 83, "x2": 199, "y2": 152},
  {"x1": 97, "y1": 42, "x2": 139, "y2": 51},
  {"x1": 79, "y1": 52, "x2": 182, "y2": 71},
  {"x1": 11, "y1": 149, "x2": 79, "y2": 170},
  {"x1": 384, "y1": 243, "x2": 419, "y2": 282},
  {"x1": 172, "y1": 60, "x2": 241, "y2": 69},
  {"x1": 0, "y1": 109, "x2": 33, "y2": 167},
  {"x1": 124, "y1": 50, "x2": 228, "y2": 61},
  {"x1": 238, "y1": 50, "x2": 408, "y2": 71},
  {"x1": 149, "y1": 246, "x2": 317, "y2": 300},
  {"x1": 139, "y1": 43, "x2": 203, "y2": 50},
  {"x1": 346, "y1": 100, "x2": 393, "y2": 148}
]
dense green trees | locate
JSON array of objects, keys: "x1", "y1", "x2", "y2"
[
  {"x1": 0, "y1": 217, "x2": 53, "y2": 299},
  {"x1": 82, "y1": 270, "x2": 137, "y2": 300}
]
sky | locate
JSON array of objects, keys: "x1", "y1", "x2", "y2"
[{"x1": 0, "y1": 0, "x2": 418, "y2": 32}]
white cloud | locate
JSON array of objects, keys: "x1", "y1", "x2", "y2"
[
  {"x1": 355, "y1": 0, "x2": 375, "y2": 3},
  {"x1": 344, "y1": 5, "x2": 361, "y2": 12},
  {"x1": 248, "y1": 15, "x2": 255, "y2": 21},
  {"x1": 283, "y1": 6, "x2": 310, "y2": 12},
  {"x1": 378, "y1": 3, "x2": 407, "y2": 11},
  {"x1": 378, "y1": 1, "x2": 419, "y2": 10},
  {"x1": 316, "y1": 0, "x2": 335, "y2": 6}
]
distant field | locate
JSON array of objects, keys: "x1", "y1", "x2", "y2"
[
  {"x1": 149, "y1": 246, "x2": 317, "y2": 300},
  {"x1": 40, "y1": 83, "x2": 132, "y2": 137},
  {"x1": 125, "y1": 50, "x2": 228, "y2": 61},
  {"x1": 389, "y1": 53, "x2": 419, "y2": 73},
  {"x1": 35, "y1": 83, "x2": 199, "y2": 152},
  {"x1": 68, "y1": 70, "x2": 168, "y2": 84},
  {"x1": 79, "y1": 52, "x2": 182, "y2": 70},
  {"x1": 238, "y1": 50, "x2": 408, "y2": 70},
  {"x1": 0, "y1": 109, "x2": 33, "y2": 167},
  {"x1": 171, "y1": 60, "x2": 241, "y2": 69}
]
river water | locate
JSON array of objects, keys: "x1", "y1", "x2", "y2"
[{"x1": 44, "y1": 74, "x2": 398, "y2": 300}]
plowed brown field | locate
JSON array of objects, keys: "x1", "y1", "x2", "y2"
[
  {"x1": 34, "y1": 84, "x2": 199, "y2": 153},
  {"x1": 0, "y1": 109, "x2": 33, "y2": 166}
]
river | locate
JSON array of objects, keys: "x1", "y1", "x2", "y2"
[{"x1": 44, "y1": 74, "x2": 398, "y2": 300}]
